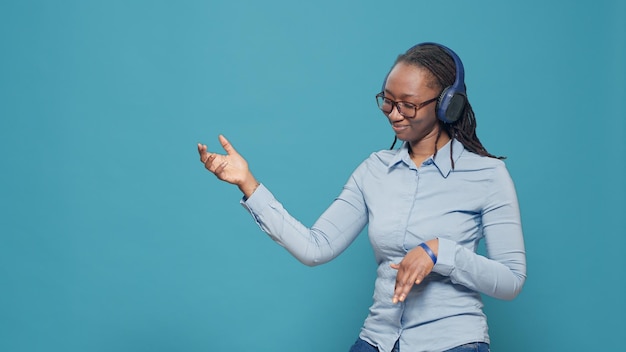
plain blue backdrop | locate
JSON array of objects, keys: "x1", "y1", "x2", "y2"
[{"x1": 1, "y1": 1, "x2": 624, "y2": 351}]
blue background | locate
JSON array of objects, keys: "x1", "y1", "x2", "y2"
[{"x1": 1, "y1": 1, "x2": 624, "y2": 351}]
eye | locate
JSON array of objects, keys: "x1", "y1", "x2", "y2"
[{"x1": 398, "y1": 102, "x2": 416, "y2": 110}]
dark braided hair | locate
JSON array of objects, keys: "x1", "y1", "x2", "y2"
[{"x1": 389, "y1": 44, "x2": 504, "y2": 166}]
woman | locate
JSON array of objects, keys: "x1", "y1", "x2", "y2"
[{"x1": 197, "y1": 43, "x2": 526, "y2": 352}]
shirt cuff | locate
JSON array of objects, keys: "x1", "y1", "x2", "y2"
[
  {"x1": 240, "y1": 183, "x2": 272, "y2": 218},
  {"x1": 432, "y1": 237, "x2": 455, "y2": 276}
]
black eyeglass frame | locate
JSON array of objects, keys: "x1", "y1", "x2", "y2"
[{"x1": 375, "y1": 92, "x2": 439, "y2": 118}]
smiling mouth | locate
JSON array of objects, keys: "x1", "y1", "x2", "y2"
[{"x1": 392, "y1": 125, "x2": 410, "y2": 132}]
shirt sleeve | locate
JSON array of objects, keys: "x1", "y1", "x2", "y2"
[
  {"x1": 240, "y1": 175, "x2": 368, "y2": 266},
  {"x1": 432, "y1": 163, "x2": 527, "y2": 300}
]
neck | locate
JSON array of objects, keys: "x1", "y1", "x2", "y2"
[{"x1": 409, "y1": 128, "x2": 451, "y2": 159}]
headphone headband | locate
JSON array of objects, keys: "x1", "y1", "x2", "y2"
[{"x1": 411, "y1": 42, "x2": 465, "y2": 95}]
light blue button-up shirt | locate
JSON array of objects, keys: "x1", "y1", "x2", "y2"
[{"x1": 241, "y1": 139, "x2": 526, "y2": 352}]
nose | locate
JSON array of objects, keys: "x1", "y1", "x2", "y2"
[{"x1": 387, "y1": 104, "x2": 404, "y2": 122}]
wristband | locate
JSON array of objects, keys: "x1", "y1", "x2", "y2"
[{"x1": 418, "y1": 242, "x2": 437, "y2": 265}]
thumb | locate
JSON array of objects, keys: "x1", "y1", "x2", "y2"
[
  {"x1": 218, "y1": 134, "x2": 238, "y2": 156},
  {"x1": 390, "y1": 263, "x2": 400, "y2": 270}
]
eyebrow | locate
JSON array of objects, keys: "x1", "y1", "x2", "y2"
[{"x1": 383, "y1": 89, "x2": 419, "y2": 100}]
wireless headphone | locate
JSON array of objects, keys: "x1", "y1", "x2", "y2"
[{"x1": 383, "y1": 42, "x2": 467, "y2": 124}]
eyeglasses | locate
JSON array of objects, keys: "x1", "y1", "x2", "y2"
[{"x1": 375, "y1": 92, "x2": 439, "y2": 118}]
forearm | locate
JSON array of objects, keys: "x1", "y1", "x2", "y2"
[
  {"x1": 237, "y1": 171, "x2": 260, "y2": 199},
  {"x1": 240, "y1": 184, "x2": 367, "y2": 266},
  {"x1": 434, "y1": 237, "x2": 526, "y2": 300}
]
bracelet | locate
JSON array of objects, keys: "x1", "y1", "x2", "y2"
[{"x1": 418, "y1": 242, "x2": 437, "y2": 265}]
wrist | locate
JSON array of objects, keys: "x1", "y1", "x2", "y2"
[
  {"x1": 419, "y1": 242, "x2": 438, "y2": 265},
  {"x1": 238, "y1": 173, "x2": 260, "y2": 198},
  {"x1": 426, "y1": 238, "x2": 439, "y2": 257}
]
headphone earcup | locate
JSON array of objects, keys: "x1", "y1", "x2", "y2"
[{"x1": 436, "y1": 86, "x2": 467, "y2": 124}]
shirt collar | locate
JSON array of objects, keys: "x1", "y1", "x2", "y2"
[{"x1": 387, "y1": 139, "x2": 465, "y2": 178}]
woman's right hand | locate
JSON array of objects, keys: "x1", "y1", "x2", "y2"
[{"x1": 197, "y1": 135, "x2": 260, "y2": 198}]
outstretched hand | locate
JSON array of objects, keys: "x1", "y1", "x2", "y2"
[
  {"x1": 197, "y1": 135, "x2": 259, "y2": 197},
  {"x1": 390, "y1": 239, "x2": 439, "y2": 304}
]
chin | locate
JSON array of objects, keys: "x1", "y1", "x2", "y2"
[{"x1": 394, "y1": 132, "x2": 415, "y2": 143}]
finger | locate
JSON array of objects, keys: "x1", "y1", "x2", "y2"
[
  {"x1": 390, "y1": 262, "x2": 404, "y2": 303},
  {"x1": 408, "y1": 266, "x2": 429, "y2": 286},
  {"x1": 198, "y1": 143, "x2": 209, "y2": 162},
  {"x1": 218, "y1": 135, "x2": 238, "y2": 156},
  {"x1": 391, "y1": 261, "x2": 425, "y2": 303},
  {"x1": 204, "y1": 153, "x2": 218, "y2": 170},
  {"x1": 214, "y1": 160, "x2": 229, "y2": 174},
  {"x1": 393, "y1": 279, "x2": 415, "y2": 304},
  {"x1": 203, "y1": 152, "x2": 214, "y2": 165},
  {"x1": 394, "y1": 280, "x2": 415, "y2": 303},
  {"x1": 406, "y1": 263, "x2": 427, "y2": 285},
  {"x1": 393, "y1": 287, "x2": 410, "y2": 304},
  {"x1": 392, "y1": 268, "x2": 414, "y2": 304}
]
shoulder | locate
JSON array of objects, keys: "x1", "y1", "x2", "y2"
[
  {"x1": 457, "y1": 149, "x2": 507, "y2": 171},
  {"x1": 453, "y1": 149, "x2": 514, "y2": 184},
  {"x1": 452, "y1": 151, "x2": 519, "y2": 204},
  {"x1": 363, "y1": 148, "x2": 399, "y2": 168},
  {"x1": 350, "y1": 148, "x2": 399, "y2": 178}
]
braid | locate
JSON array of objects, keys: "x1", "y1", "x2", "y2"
[{"x1": 442, "y1": 103, "x2": 504, "y2": 160}]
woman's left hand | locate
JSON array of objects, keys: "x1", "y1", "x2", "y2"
[{"x1": 390, "y1": 238, "x2": 439, "y2": 304}]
